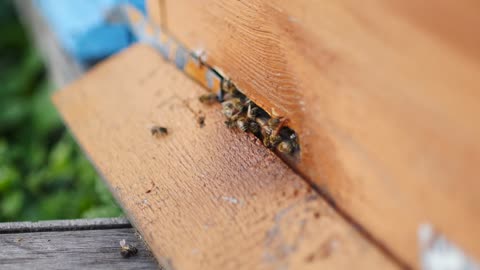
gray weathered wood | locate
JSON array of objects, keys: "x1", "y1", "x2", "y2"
[
  {"x1": 0, "y1": 228, "x2": 159, "y2": 270},
  {"x1": 0, "y1": 217, "x2": 131, "y2": 234}
]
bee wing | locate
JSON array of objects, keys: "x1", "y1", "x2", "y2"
[{"x1": 119, "y1": 239, "x2": 126, "y2": 247}]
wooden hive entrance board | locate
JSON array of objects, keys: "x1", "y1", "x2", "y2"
[
  {"x1": 53, "y1": 44, "x2": 400, "y2": 270},
  {"x1": 161, "y1": 0, "x2": 480, "y2": 267}
]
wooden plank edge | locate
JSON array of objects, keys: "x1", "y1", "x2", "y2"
[{"x1": 0, "y1": 217, "x2": 131, "y2": 234}]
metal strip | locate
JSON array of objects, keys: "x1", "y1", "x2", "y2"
[{"x1": 122, "y1": 5, "x2": 223, "y2": 95}]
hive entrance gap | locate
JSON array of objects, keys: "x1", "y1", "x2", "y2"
[{"x1": 198, "y1": 76, "x2": 300, "y2": 159}]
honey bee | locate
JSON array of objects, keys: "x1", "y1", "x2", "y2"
[
  {"x1": 236, "y1": 116, "x2": 248, "y2": 132},
  {"x1": 246, "y1": 104, "x2": 259, "y2": 120},
  {"x1": 267, "y1": 117, "x2": 281, "y2": 129},
  {"x1": 221, "y1": 102, "x2": 235, "y2": 118},
  {"x1": 221, "y1": 78, "x2": 237, "y2": 94},
  {"x1": 269, "y1": 117, "x2": 290, "y2": 140},
  {"x1": 221, "y1": 98, "x2": 244, "y2": 118},
  {"x1": 197, "y1": 115, "x2": 206, "y2": 128},
  {"x1": 277, "y1": 140, "x2": 294, "y2": 154},
  {"x1": 218, "y1": 77, "x2": 300, "y2": 155},
  {"x1": 289, "y1": 133, "x2": 299, "y2": 149},
  {"x1": 150, "y1": 126, "x2": 168, "y2": 136},
  {"x1": 275, "y1": 129, "x2": 299, "y2": 153},
  {"x1": 120, "y1": 239, "x2": 138, "y2": 258},
  {"x1": 224, "y1": 119, "x2": 236, "y2": 128},
  {"x1": 268, "y1": 134, "x2": 282, "y2": 147},
  {"x1": 261, "y1": 125, "x2": 282, "y2": 148},
  {"x1": 256, "y1": 117, "x2": 273, "y2": 136},
  {"x1": 198, "y1": 93, "x2": 218, "y2": 104},
  {"x1": 221, "y1": 79, "x2": 243, "y2": 100},
  {"x1": 248, "y1": 121, "x2": 261, "y2": 133},
  {"x1": 262, "y1": 136, "x2": 273, "y2": 148}
]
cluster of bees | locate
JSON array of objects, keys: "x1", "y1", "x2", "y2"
[{"x1": 199, "y1": 79, "x2": 299, "y2": 155}]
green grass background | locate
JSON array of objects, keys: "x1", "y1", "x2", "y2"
[{"x1": 0, "y1": 0, "x2": 122, "y2": 221}]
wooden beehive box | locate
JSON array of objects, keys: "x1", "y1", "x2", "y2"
[{"x1": 53, "y1": 1, "x2": 480, "y2": 269}]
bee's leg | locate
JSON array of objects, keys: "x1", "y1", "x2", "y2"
[{"x1": 271, "y1": 117, "x2": 288, "y2": 137}]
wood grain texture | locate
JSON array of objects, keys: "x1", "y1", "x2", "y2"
[
  {"x1": 53, "y1": 44, "x2": 400, "y2": 270},
  {"x1": 162, "y1": 0, "x2": 480, "y2": 267},
  {"x1": 0, "y1": 217, "x2": 130, "y2": 234},
  {"x1": 0, "y1": 228, "x2": 158, "y2": 270}
]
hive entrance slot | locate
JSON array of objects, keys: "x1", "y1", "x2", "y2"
[{"x1": 199, "y1": 78, "x2": 300, "y2": 158}]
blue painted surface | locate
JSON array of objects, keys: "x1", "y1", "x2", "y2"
[
  {"x1": 36, "y1": 0, "x2": 146, "y2": 66},
  {"x1": 175, "y1": 46, "x2": 187, "y2": 70}
]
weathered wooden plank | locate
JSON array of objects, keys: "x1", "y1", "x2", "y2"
[
  {"x1": 53, "y1": 44, "x2": 400, "y2": 270},
  {"x1": 0, "y1": 228, "x2": 158, "y2": 270},
  {"x1": 0, "y1": 217, "x2": 130, "y2": 234},
  {"x1": 161, "y1": 0, "x2": 480, "y2": 267}
]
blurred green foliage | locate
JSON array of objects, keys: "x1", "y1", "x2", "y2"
[{"x1": 0, "y1": 0, "x2": 122, "y2": 221}]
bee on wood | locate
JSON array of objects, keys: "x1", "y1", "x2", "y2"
[
  {"x1": 221, "y1": 98, "x2": 244, "y2": 119},
  {"x1": 263, "y1": 136, "x2": 272, "y2": 148},
  {"x1": 221, "y1": 101, "x2": 235, "y2": 119},
  {"x1": 218, "y1": 77, "x2": 300, "y2": 155},
  {"x1": 268, "y1": 117, "x2": 281, "y2": 129},
  {"x1": 224, "y1": 119, "x2": 236, "y2": 129},
  {"x1": 260, "y1": 121, "x2": 282, "y2": 147},
  {"x1": 197, "y1": 115, "x2": 206, "y2": 128},
  {"x1": 221, "y1": 79, "x2": 243, "y2": 100},
  {"x1": 276, "y1": 129, "x2": 299, "y2": 154},
  {"x1": 269, "y1": 117, "x2": 289, "y2": 140},
  {"x1": 288, "y1": 133, "x2": 299, "y2": 149},
  {"x1": 256, "y1": 117, "x2": 273, "y2": 136},
  {"x1": 120, "y1": 239, "x2": 138, "y2": 258},
  {"x1": 150, "y1": 126, "x2": 168, "y2": 137},
  {"x1": 246, "y1": 104, "x2": 259, "y2": 120},
  {"x1": 198, "y1": 93, "x2": 218, "y2": 105},
  {"x1": 236, "y1": 116, "x2": 249, "y2": 132},
  {"x1": 277, "y1": 140, "x2": 294, "y2": 154},
  {"x1": 222, "y1": 78, "x2": 237, "y2": 94},
  {"x1": 268, "y1": 134, "x2": 282, "y2": 147},
  {"x1": 268, "y1": 117, "x2": 286, "y2": 133},
  {"x1": 248, "y1": 121, "x2": 261, "y2": 133}
]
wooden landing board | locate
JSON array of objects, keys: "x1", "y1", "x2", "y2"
[
  {"x1": 53, "y1": 44, "x2": 399, "y2": 270},
  {"x1": 161, "y1": 0, "x2": 480, "y2": 267},
  {"x1": 0, "y1": 218, "x2": 158, "y2": 270}
]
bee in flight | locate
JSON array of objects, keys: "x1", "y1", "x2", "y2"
[{"x1": 120, "y1": 239, "x2": 138, "y2": 258}]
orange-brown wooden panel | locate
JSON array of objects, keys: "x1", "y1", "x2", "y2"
[
  {"x1": 146, "y1": 0, "x2": 164, "y2": 27},
  {"x1": 162, "y1": 0, "x2": 480, "y2": 267},
  {"x1": 52, "y1": 45, "x2": 399, "y2": 270}
]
